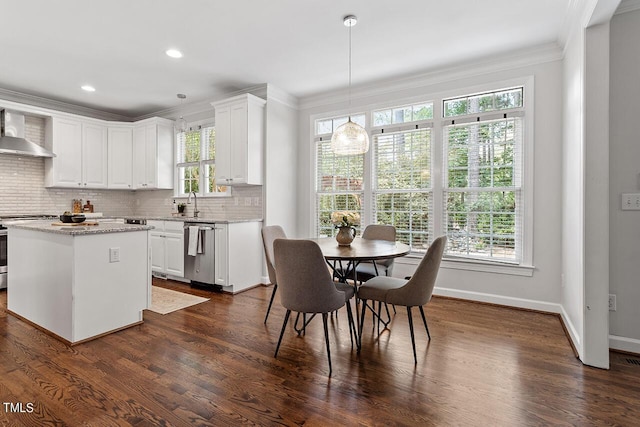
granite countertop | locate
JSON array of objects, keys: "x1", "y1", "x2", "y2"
[
  {"x1": 124, "y1": 216, "x2": 263, "y2": 224},
  {"x1": 5, "y1": 220, "x2": 153, "y2": 236}
]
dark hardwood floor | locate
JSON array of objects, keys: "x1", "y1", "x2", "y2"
[{"x1": 1, "y1": 278, "x2": 639, "y2": 426}]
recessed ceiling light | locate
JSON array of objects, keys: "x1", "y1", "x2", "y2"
[
  {"x1": 81, "y1": 85, "x2": 96, "y2": 92},
  {"x1": 166, "y1": 49, "x2": 183, "y2": 58}
]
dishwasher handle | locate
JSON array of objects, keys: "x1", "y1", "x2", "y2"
[{"x1": 184, "y1": 225, "x2": 216, "y2": 231}]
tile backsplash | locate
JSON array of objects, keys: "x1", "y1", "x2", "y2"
[{"x1": 0, "y1": 116, "x2": 263, "y2": 219}]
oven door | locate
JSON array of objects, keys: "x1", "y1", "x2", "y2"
[{"x1": 0, "y1": 229, "x2": 7, "y2": 289}]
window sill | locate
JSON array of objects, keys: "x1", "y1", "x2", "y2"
[{"x1": 395, "y1": 254, "x2": 534, "y2": 277}]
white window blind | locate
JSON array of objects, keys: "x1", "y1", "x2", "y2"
[
  {"x1": 372, "y1": 127, "x2": 433, "y2": 252},
  {"x1": 315, "y1": 115, "x2": 365, "y2": 237},
  {"x1": 443, "y1": 115, "x2": 523, "y2": 262}
]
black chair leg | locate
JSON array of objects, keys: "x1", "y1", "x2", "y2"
[
  {"x1": 264, "y1": 284, "x2": 278, "y2": 324},
  {"x1": 358, "y1": 299, "x2": 367, "y2": 351},
  {"x1": 322, "y1": 313, "x2": 332, "y2": 375},
  {"x1": 275, "y1": 309, "x2": 291, "y2": 358},
  {"x1": 345, "y1": 300, "x2": 356, "y2": 349},
  {"x1": 407, "y1": 307, "x2": 417, "y2": 364},
  {"x1": 419, "y1": 305, "x2": 431, "y2": 340}
]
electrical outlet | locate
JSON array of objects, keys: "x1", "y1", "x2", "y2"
[
  {"x1": 609, "y1": 294, "x2": 617, "y2": 311},
  {"x1": 244, "y1": 197, "x2": 251, "y2": 206},
  {"x1": 109, "y1": 247, "x2": 120, "y2": 263},
  {"x1": 254, "y1": 197, "x2": 260, "y2": 206}
]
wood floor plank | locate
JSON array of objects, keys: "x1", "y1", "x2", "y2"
[{"x1": 1, "y1": 278, "x2": 640, "y2": 425}]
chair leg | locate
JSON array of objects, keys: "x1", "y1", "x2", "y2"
[
  {"x1": 419, "y1": 305, "x2": 431, "y2": 340},
  {"x1": 275, "y1": 309, "x2": 291, "y2": 358},
  {"x1": 407, "y1": 307, "x2": 417, "y2": 364},
  {"x1": 264, "y1": 284, "x2": 278, "y2": 324},
  {"x1": 322, "y1": 313, "x2": 332, "y2": 375},
  {"x1": 358, "y1": 299, "x2": 367, "y2": 351},
  {"x1": 345, "y1": 300, "x2": 355, "y2": 349}
]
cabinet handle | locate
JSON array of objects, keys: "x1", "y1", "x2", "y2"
[{"x1": 78, "y1": 182, "x2": 81, "y2": 186}]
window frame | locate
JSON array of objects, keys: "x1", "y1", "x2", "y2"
[
  {"x1": 310, "y1": 77, "x2": 534, "y2": 276},
  {"x1": 174, "y1": 119, "x2": 231, "y2": 198}
]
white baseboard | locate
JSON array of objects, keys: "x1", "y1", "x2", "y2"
[
  {"x1": 610, "y1": 335, "x2": 640, "y2": 354},
  {"x1": 560, "y1": 305, "x2": 582, "y2": 359},
  {"x1": 433, "y1": 286, "x2": 563, "y2": 313}
]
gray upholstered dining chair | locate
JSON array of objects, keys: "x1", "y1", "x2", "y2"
[
  {"x1": 355, "y1": 224, "x2": 397, "y2": 280},
  {"x1": 261, "y1": 225, "x2": 287, "y2": 324},
  {"x1": 273, "y1": 238, "x2": 356, "y2": 375},
  {"x1": 358, "y1": 235, "x2": 446, "y2": 364}
]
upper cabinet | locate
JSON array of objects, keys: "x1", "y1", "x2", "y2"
[
  {"x1": 45, "y1": 117, "x2": 107, "y2": 189},
  {"x1": 133, "y1": 118, "x2": 174, "y2": 190},
  {"x1": 107, "y1": 126, "x2": 133, "y2": 189},
  {"x1": 212, "y1": 94, "x2": 265, "y2": 185}
]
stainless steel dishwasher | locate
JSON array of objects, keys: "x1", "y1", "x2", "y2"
[{"x1": 184, "y1": 223, "x2": 220, "y2": 290}]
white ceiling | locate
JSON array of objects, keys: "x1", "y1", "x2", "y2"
[{"x1": 1, "y1": 0, "x2": 575, "y2": 118}]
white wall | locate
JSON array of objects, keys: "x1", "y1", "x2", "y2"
[
  {"x1": 263, "y1": 85, "x2": 299, "y2": 237},
  {"x1": 609, "y1": 8, "x2": 640, "y2": 353},
  {"x1": 297, "y1": 55, "x2": 565, "y2": 311}
]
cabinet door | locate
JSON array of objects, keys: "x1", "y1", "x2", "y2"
[
  {"x1": 214, "y1": 224, "x2": 228, "y2": 286},
  {"x1": 82, "y1": 123, "x2": 108, "y2": 188},
  {"x1": 229, "y1": 102, "x2": 248, "y2": 183},
  {"x1": 150, "y1": 232, "x2": 166, "y2": 272},
  {"x1": 165, "y1": 232, "x2": 184, "y2": 277},
  {"x1": 108, "y1": 127, "x2": 133, "y2": 189},
  {"x1": 51, "y1": 118, "x2": 83, "y2": 187},
  {"x1": 214, "y1": 105, "x2": 231, "y2": 184},
  {"x1": 144, "y1": 124, "x2": 158, "y2": 188},
  {"x1": 132, "y1": 125, "x2": 147, "y2": 189}
]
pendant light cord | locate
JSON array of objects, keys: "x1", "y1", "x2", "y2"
[{"x1": 348, "y1": 20, "x2": 352, "y2": 117}]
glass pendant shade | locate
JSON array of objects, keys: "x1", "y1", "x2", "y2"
[
  {"x1": 175, "y1": 116, "x2": 187, "y2": 133},
  {"x1": 330, "y1": 119, "x2": 370, "y2": 155}
]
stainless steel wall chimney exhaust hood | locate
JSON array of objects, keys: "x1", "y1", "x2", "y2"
[{"x1": 0, "y1": 109, "x2": 56, "y2": 158}]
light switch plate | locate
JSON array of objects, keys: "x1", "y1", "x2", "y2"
[{"x1": 621, "y1": 193, "x2": 640, "y2": 210}]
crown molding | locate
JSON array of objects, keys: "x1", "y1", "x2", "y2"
[
  {"x1": 132, "y1": 84, "x2": 272, "y2": 122},
  {"x1": 298, "y1": 42, "x2": 563, "y2": 111},
  {"x1": 0, "y1": 87, "x2": 130, "y2": 121},
  {"x1": 616, "y1": 0, "x2": 640, "y2": 14}
]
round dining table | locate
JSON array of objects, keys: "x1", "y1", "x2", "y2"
[
  {"x1": 310, "y1": 237, "x2": 411, "y2": 261},
  {"x1": 309, "y1": 237, "x2": 411, "y2": 282}
]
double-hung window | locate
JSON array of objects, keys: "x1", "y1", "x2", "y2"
[
  {"x1": 313, "y1": 85, "x2": 527, "y2": 267},
  {"x1": 175, "y1": 124, "x2": 228, "y2": 197},
  {"x1": 315, "y1": 115, "x2": 365, "y2": 237},
  {"x1": 371, "y1": 103, "x2": 434, "y2": 251},
  {"x1": 442, "y1": 88, "x2": 523, "y2": 262}
]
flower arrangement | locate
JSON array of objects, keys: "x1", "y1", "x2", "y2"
[{"x1": 331, "y1": 211, "x2": 361, "y2": 228}]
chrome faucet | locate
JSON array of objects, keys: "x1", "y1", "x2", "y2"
[{"x1": 187, "y1": 191, "x2": 199, "y2": 218}]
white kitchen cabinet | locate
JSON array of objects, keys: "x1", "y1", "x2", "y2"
[
  {"x1": 212, "y1": 93, "x2": 265, "y2": 185},
  {"x1": 213, "y1": 221, "x2": 262, "y2": 293},
  {"x1": 133, "y1": 118, "x2": 174, "y2": 190},
  {"x1": 108, "y1": 126, "x2": 133, "y2": 189},
  {"x1": 81, "y1": 122, "x2": 108, "y2": 188},
  {"x1": 45, "y1": 117, "x2": 108, "y2": 189},
  {"x1": 149, "y1": 220, "x2": 184, "y2": 278}
]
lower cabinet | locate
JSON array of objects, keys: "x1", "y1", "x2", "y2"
[
  {"x1": 215, "y1": 221, "x2": 262, "y2": 293},
  {"x1": 149, "y1": 220, "x2": 184, "y2": 278}
]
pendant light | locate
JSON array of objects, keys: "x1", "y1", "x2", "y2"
[
  {"x1": 175, "y1": 93, "x2": 187, "y2": 133},
  {"x1": 331, "y1": 15, "x2": 369, "y2": 156}
]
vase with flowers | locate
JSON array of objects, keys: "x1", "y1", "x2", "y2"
[{"x1": 331, "y1": 211, "x2": 360, "y2": 246}]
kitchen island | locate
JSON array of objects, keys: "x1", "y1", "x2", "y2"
[{"x1": 6, "y1": 220, "x2": 153, "y2": 345}]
